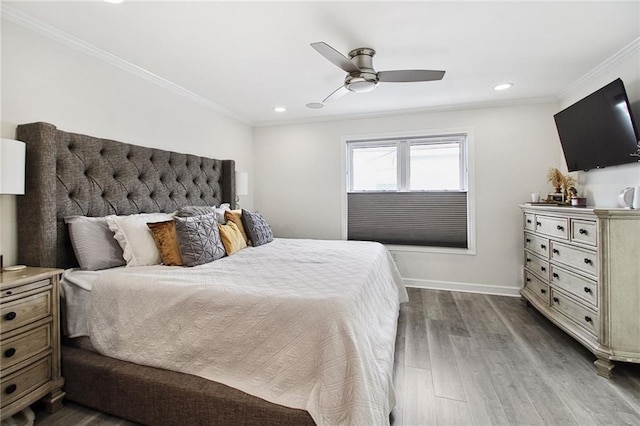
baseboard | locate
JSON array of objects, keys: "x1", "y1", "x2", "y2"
[{"x1": 404, "y1": 278, "x2": 522, "y2": 297}]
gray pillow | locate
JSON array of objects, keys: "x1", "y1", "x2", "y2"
[
  {"x1": 175, "y1": 204, "x2": 230, "y2": 224},
  {"x1": 174, "y1": 213, "x2": 226, "y2": 266},
  {"x1": 241, "y1": 210, "x2": 273, "y2": 247},
  {"x1": 64, "y1": 216, "x2": 125, "y2": 270}
]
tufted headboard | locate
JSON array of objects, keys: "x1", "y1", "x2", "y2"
[{"x1": 16, "y1": 122, "x2": 235, "y2": 269}]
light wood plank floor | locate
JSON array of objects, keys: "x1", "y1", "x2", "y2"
[{"x1": 33, "y1": 288, "x2": 640, "y2": 425}]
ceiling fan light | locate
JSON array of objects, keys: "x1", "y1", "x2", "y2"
[
  {"x1": 494, "y1": 83, "x2": 513, "y2": 91},
  {"x1": 348, "y1": 80, "x2": 377, "y2": 93}
]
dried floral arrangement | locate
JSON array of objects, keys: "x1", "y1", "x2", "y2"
[{"x1": 546, "y1": 167, "x2": 577, "y2": 201}]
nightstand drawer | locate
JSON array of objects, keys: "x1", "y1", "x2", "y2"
[
  {"x1": 0, "y1": 355, "x2": 52, "y2": 408},
  {"x1": 1, "y1": 280, "x2": 50, "y2": 300},
  {"x1": 550, "y1": 289, "x2": 599, "y2": 337},
  {"x1": 1, "y1": 290, "x2": 52, "y2": 334},
  {"x1": 1, "y1": 324, "x2": 51, "y2": 371}
]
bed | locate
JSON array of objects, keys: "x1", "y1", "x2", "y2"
[{"x1": 15, "y1": 122, "x2": 407, "y2": 425}]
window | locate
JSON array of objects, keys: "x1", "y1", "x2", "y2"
[{"x1": 347, "y1": 134, "x2": 469, "y2": 248}]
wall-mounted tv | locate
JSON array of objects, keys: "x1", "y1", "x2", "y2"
[{"x1": 553, "y1": 78, "x2": 639, "y2": 172}]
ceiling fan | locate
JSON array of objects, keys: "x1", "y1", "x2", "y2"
[{"x1": 311, "y1": 41, "x2": 445, "y2": 103}]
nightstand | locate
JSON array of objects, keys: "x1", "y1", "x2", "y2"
[{"x1": 0, "y1": 267, "x2": 65, "y2": 420}]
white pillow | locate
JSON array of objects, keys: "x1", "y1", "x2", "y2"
[
  {"x1": 214, "y1": 203, "x2": 231, "y2": 224},
  {"x1": 107, "y1": 213, "x2": 174, "y2": 267}
]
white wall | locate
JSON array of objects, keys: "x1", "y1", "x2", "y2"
[
  {"x1": 0, "y1": 21, "x2": 254, "y2": 266},
  {"x1": 254, "y1": 102, "x2": 562, "y2": 295},
  {"x1": 558, "y1": 47, "x2": 640, "y2": 206}
]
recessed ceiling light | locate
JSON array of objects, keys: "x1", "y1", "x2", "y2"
[
  {"x1": 104, "y1": 0, "x2": 125, "y2": 3},
  {"x1": 306, "y1": 103, "x2": 324, "y2": 109},
  {"x1": 494, "y1": 83, "x2": 513, "y2": 91},
  {"x1": 273, "y1": 106, "x2": 286, "y2": 113}
]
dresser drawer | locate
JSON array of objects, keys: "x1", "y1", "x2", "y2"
[
  {"x1": 524, "y1": 213, "x2": 536, "y2": 231},
  {"x1": 524, "y1": 271, "x2": 549, "y2": 305},
  {"x1": 550, "y1": 266, "x2": 597, "y2": 308},
  {"x1": 524, "y1": 232, "x2": 549, "y2": 259},
  {"x1": 535, "y1": 215, "x2": 569, "y2": 239},
  {"x1": 550, "y1": 289, "x2": 599, "y2": 337},
  {"x1": 550, "y1": 241, "x2": 598, "y2": 278},
  {"x1": 570, "y1": 219, "x2": 597, "y2": 247},
  {"x1": 0, "y1": 355, "x2": 51, "y2": 408},
  {"x1": 0, "y1": 290, "x2": 52, "y2": 334},
  {"x1": 525, "y1": 252, "x2": 548, "y2": 281},
  {"x1": 0, "y1": 324, "x2": 51, "y2": 371}
]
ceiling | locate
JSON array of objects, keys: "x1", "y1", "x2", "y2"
[{"x1": 3, "y1": 1, "x2": 640, "y2": 126}]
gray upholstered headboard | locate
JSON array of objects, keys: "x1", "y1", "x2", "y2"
[{"x1": 16, "y1": 122, "x2": 235, "y2": 269}]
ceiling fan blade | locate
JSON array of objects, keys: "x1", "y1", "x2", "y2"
[
  {"x1": 311, "y1": 42, "x2": 361, "y2": 73},
  {"x1": 378, "y1": 70, "x2": 445, "y2": 82},
  {"x1": 323, "y1": 85, "x2": 350, "y2": 103}
]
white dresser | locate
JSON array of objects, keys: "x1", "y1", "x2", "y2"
[{"x1": 520, "y1": 205, "x2": 640, "y2": 377}]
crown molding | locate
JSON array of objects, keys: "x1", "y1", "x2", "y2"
[
  {"x1": 557, "y1": 36, "x2": 640, "y2": 101},
  {"x1": 0, "y1": 4, "x2": 252, "y2": 126}
]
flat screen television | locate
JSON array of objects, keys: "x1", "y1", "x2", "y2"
[{"x1": 554, "y1": 78, "x2": 639, "y2": 172}]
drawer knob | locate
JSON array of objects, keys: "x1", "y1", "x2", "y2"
[
  {"x1": 536, "y1": 221, "x2": 542, "y2": 227},
  {"x1": 552, "y1": 273, "x2": 559, "y2": 278},
  {"x1": 541, "y1": 266, "x2": 546, "y2": 272},
  {"x1": 4, "y1": 312, "x2": 16, "y2": 321},
  {"x1": 584, "y1": 316, "x2": 593, "y2": 323},
  {"x1": 4, "y1": 348, "x2": 16, "y2": 358},
  {"x1": 526, "y1": 258, "x2": 531, "y2": 263},
  {"x1": 540, "y1": 289, "x2": 547, "y2": 294},
  {"x1": 584, "y1": 258, "x2": 592, "y2": 265},
  {"x1": 526, "y1": 238, "x2": 531, "y2": 243},
  {"x1": 4, "y1": 291, "x2": 12, "y2": 296},
  {"x1": 557, "y1": 225, "x2": 564, "y2": 231},
  {"x1": 540, "y1": 244, "x2": 546, "y2": 249},
  {"x1": 579, "y1": 228, "x2": 588, "y2": 235},
  {"x1": 553, "y1": 249, "x2": 559, "y2": 254},
  {"x1": 4, "y1": 384, "x2": 17, "y2": 395},
  {"x1": 553, "y1": 297, "x2": 560, "y2": 303},
  {"x1": 526, "y1": 278, "x2": 531, "y2": 282},
  {"x1": 584, "y1": 287, "x2": 592, "y2": 294},
  {"x1": 527, "y1": 219, "x2": 532, "y2": 224}
]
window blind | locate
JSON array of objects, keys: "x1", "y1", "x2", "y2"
[{"x1": 347, "y1": 191, "x2": 468, "y2": 248}]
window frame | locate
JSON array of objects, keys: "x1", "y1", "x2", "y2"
[{"x1": 342, "y1": 129, "x2": 476, "y2": 256}]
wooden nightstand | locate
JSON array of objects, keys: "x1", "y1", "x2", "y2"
[{"x1": 0, "y1": 267, "x2": 65, "y2": 420}]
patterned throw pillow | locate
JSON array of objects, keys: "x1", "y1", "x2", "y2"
[
  {"x1": 241, "y1": 209, "x2": 273, "y2": 247},
  {"x1": 174, "y1": 213, "x2": 226, "y2": 266}
]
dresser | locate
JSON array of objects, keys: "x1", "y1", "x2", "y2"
[
  {"x1": 520, "y1": 205, "x2": 640, "y2": 377},
  {"x1": 0, "y1": 267, "x2": 65, "y2": 420}
]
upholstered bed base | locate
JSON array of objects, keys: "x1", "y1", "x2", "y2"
[
  {"x1": 62, "y1": 343, "x2": 314, "y2": 425},
  {"x1": 16, "y1": 122, "x2": 315, "y2": 425}
]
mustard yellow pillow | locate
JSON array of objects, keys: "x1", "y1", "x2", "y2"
[
  {"x1": 218, "y1": 221, "x2": 247, "y2": 255},
  {"x1": 147, "y1": 220, "x2": 183, "y2": 266},
  {"x1": 224, "y1": 210, "x2": 249, "y2": 245}
]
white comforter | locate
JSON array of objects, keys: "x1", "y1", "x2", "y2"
[{"x1": 89, "y1": 238, "x2": 407, "y2": 425}]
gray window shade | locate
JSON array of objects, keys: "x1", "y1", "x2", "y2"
[{"x1": 347, "y1": 192, "x2": 468, "y2": 248}]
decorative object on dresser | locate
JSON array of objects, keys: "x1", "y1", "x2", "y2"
[
  {"x1": 520, "y1": 204, "x2": 640, "y2": 378},
  {"x1": 0, "y1": 267, "x2": 64, "y2": 420}
]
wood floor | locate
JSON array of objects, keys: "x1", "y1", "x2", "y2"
[{"x1": 33, "y1": 288, "x2": 640, "y2": 425}]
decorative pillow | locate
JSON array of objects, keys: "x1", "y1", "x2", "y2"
[
  {"x1": 174, "y1": 213, "x2": 226, "y2": 266},
  {"x1": 218, "y1": 221, "x2": 247, "y2": 256},
  {"x1": 64, "y1": 216, "x2": 125, "y2": 271},
  {"x1": 224, "y1": 210, "x2": 250, "y2": 244},
  {"x1": 213, "y1": 203, "x2": 231, "y2": 224},
  {"x1": 147, "y1": 220, "x2": 183, "y2": 266},
  {"x1": 241, "y1": 209, "x2": 273, "y2": 247},
  {"x1": 107, "y1": 213, "x2": 174, "y2": 267}
]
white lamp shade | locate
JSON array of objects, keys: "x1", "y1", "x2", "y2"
[
  {"x1": 0, "y1": 138, "x2": 26, "y2": 195},
  {"x1": 236, "y1": 171, "x2": 249, "y2": 196}
]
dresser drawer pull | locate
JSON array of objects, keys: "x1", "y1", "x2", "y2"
[
  {"x1": 4, "y1": 348, "x2": 16, "y2": 358},
  {"x1": 584, "y1": 316, "x2": 593, "y2": 323},
  {"x1": 526, "y1": 258, "x2": 531, "y2": 263},
  {"x1": 526, "y1": 278, "x2": 531, "y2": 282},
  {"x1": 526, "y1": 238, "x2": 531, "y2": 243},
  {"x1": 584, "y1": 287, "x2": 592, "y2": 294},
  {"x1": 540, "y1": 289, "x2": 547, "y2": 294},
  {"x1": 527, "y1": 219, "x2": 532, "y2": 224},
  {"x1": 557, "y1": 225, "x2": 564, "y2": 231},
  {"x1": 579, "y1": 228, "x2": 588, "y2": 235},
  {"x1": 4, "y1": 384, "x2": 17, "y2": 395},
  {"x1": 584, "y1": 258, "x2": 592, "y2": 265},
  {"x1": 553, "y1": 248, "x2": 559, "y2": 254},
  {"x1": 536, "y1": 221, "x2": 542, "y2": 227},
  {"x1": 553, "y1": 297, "x2": 559, "y2": 304},
  {"x1": 540, "y1": 266, "x2": 546, "y2": 272},
  {"x1": 4, "y1": 312, "x2": 17, "y2": 321},
  {"x1": 552, "y1": 273, "x2": 559, "y2": 278},
  {"x1": 540, "y1": 244, "x2": 546, "y2": 249},
  {"x1": 4, "y1": 290, "x2": 12, "y2": 296}
]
